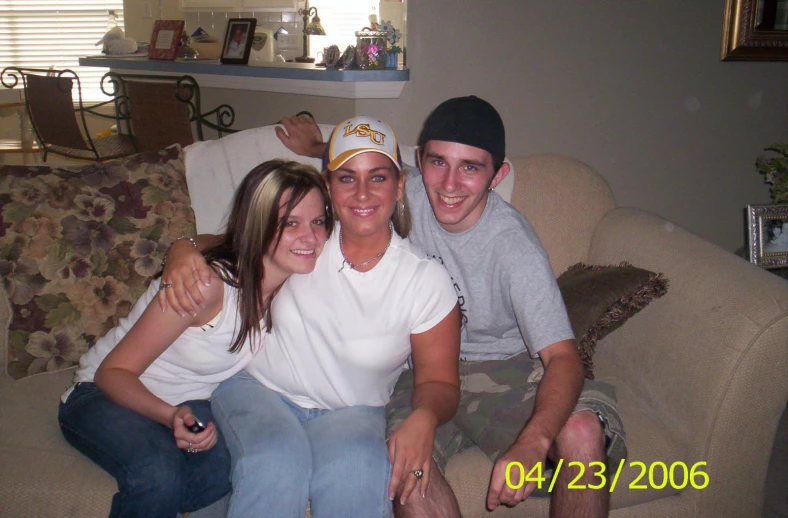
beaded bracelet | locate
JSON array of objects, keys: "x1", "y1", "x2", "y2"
[
  {"x1": 161, "y1": 235, "x2": 198, "y2": 270},
  {"x1": 174, "y1": 235, "x2": 198, "y2": 249}
]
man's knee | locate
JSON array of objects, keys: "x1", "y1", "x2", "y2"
[
  {"x1": 394, "y1": 460, "x2": 460, "y2": 518},
  {"x1": 555, "y1": 410, "x2": 605, "y2": 457}
]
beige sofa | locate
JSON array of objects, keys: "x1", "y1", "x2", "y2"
[{"x1": 1, "y1": 152, "x2": 787, "y2": 518}]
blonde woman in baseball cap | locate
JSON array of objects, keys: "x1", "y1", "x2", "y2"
[{"x1": 161, "y1": 116, "x2": 461, "y2": 517}]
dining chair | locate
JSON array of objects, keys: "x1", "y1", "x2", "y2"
[
  {"x1": 0, "y1": 67, "x2": 135, "y2": 162},
  {"x1": 101, "y1": 72, "x2": 237, "y2": 153}
]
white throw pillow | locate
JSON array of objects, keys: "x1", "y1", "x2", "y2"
[{"x1": 184, "y1": 124, "x2": 335, "y2": 234}]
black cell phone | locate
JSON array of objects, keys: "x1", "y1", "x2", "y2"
[{"x1": 186, "y1": 417, "x2": 206, "y2": 434}]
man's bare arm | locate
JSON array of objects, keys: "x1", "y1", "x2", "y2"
[
  {"x1": 275, "y1": 114, "x2": 326, "y2": 158},
  {"x1": 517, "y1": 340, "x2": 584, "y2": 447},
  {"x1": 486, "y1": 340, "x2": 584, "y2": 510}
]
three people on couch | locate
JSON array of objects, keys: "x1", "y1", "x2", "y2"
[
  {"x1": 57, "y1": 160, "x2": 333, "y2": 517},
  {"x1": 66, "y1": 95, "x2": 627, "y2": 518}
]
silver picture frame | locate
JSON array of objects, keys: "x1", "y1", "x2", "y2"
[{"x1": 747, "y1": 203, "x2": 788, "y2": 268}]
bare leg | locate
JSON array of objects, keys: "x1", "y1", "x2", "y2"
[
  {"x1": 394, "y1": 459, "x2": 461, "y2": 518},
  {"x1": 549, "y1": 410, "x2": 609, "y2": 518}
]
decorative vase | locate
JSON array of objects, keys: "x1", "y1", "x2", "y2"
[
  {"x1": 355, "y1": 29, "x2": 387, "y2": 70},
  {"x1": 385, "y1": 52, "x2": 399, "y2": 68}
]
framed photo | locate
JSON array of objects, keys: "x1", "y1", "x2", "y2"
[
  {"x1": 721, "y1": 0, "x2": 788, "y2": 61},
  {"x1": 148, "y1": 20, "x2": 185, "y2": 61},
  {"x1": 221, "y1": 18, "x2": 257, "y2": 65},
  {"x1": 747, "y1": 203, "x2": 788, "y2": 268}
]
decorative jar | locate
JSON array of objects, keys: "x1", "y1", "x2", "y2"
[{"x1": 355, "y1": 29, "x2": 387, "y2": 70}]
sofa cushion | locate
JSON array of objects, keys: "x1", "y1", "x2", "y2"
[
  {"x1": 184, "y1": 124, "x2": 335, "y2": 235},
  {"x1": 0, "y1": 146, "x2": 196, "y2": 379},
  {"x1": 558, "y1": 262, "x2": 668, "y2": 379},
  {"x1": 0, "y1": 366, "x2": 115, "y2": 517}
]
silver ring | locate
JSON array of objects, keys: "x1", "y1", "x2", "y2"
[
  {"x1": 412, "y1": 469, "x2": 423, "y2": 479},
  {"x1": 187, "y1": 442, "x2": 195, "y2": 454},
  {"x1": 159, "y1": 282, "x2": 173, "y2": 292}
]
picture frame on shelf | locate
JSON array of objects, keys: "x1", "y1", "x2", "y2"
[
  {"x1": 148, "y1": 20, "x2": 185, "y2": 61},
  {"x1": 221, "y1": 18, "x2": 257, "y2": 65},
  {"x1": 747, "y1": 203, "x2": 788, "y2": 268}
]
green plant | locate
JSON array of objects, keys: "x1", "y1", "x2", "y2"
[{"x1": 756, "y1": 142, "x2": 788, "y2": 204}]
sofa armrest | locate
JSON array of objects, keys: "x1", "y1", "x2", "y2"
[{"x1": 588, "y1": 207, "x2": 788, "y2": 517}]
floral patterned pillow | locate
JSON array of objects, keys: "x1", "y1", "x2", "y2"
[{"x1": 0, "y1": 145, "x2": 196, "y2": 380}]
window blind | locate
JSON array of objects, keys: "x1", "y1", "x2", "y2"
[
  {"x1": 307, "y1": 0, "x2": 378, "y2": 60},
  {"x1": 0, "y1": 0, "x2": 125, "y2": 102}
]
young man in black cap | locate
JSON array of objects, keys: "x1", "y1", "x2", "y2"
[{"x1": 286, "y1": 99, "x2": 625, "y2": 517}]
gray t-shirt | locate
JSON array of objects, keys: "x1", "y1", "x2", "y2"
[{"x1": 405, "y1": 166, "x2": 574, "y2": 361}]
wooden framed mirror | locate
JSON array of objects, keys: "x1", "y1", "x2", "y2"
[{"x1": 722, "y1": 0, "x2": 788, "y2": 60}]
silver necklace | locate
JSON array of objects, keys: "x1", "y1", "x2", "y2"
[{"x1": 338, "y1": 223, "x2": 393, "y2": 273}]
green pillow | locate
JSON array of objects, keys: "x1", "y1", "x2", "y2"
[{"x1": 557, "y1": 262, "x2": 668, "y2": 379}]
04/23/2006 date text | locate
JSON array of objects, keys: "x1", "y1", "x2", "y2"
[{"x1": 505, "y1": 460, "x2": 709, "y2": 493}]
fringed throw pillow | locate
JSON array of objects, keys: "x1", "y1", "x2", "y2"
[{"x1": 557, "y1": 262, "x2": 668, "y2": 379}]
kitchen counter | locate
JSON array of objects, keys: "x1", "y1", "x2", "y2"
[{"x1": 79, "y1": 56, "x2": 409, "y2": 99}]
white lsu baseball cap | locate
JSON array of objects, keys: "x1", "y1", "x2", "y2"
[{"x1": 323, "y1": 116, "x2": 402, "y2": 172}]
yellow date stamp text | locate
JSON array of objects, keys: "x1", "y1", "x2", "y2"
[{"x1": 505, "y1": 460, "x2": 709, "y2": 492}]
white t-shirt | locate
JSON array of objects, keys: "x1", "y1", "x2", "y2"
[
  {"x1": 66, "y1": 277, "x2": 257, "y2": 405},
  {"x1": 246, "y1": 228, "x2": 457, "y2": 410}
]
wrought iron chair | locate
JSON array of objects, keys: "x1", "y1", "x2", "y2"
[
  {"x1": 0, "y1": 67, "x2": 135, "y2": 162},
  {"x1": 100, "y1": 72, "x2": 237, "y2": 153}
]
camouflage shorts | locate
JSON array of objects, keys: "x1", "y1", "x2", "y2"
[{"x1": 386, "y1": 352, "x2": 627, "y2": 496}]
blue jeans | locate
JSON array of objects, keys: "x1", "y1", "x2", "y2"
[
  {"x1": 211, "y1": 372, "x2": 393, "y2": 518},
  {"x1": 58, "y1": 382, "x2": 232, "y2": 518}
]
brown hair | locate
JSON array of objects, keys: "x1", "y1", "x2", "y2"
[{"x1": 204, "y1": 159, "x2": 333, "y2": 353}]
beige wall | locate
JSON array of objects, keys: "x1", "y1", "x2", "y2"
[
  {"x1": 124, "y1": 0, "x2": 181, "y2": 42},
  {"x1": 124, "y1": 0, "x2": 788, "y2": 251}
]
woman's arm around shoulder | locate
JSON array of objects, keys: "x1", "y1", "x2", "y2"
[{"x1": 157, "y1": 234, "x2": 223, "y2": 316}]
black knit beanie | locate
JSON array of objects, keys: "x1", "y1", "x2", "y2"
[{"x1": 417, "y1": 95, "x2": 506, "y2": 162}]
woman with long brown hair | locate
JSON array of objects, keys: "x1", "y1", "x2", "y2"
[
  {"x1": 58, "y1": 160, "x2": 333, "y2": 517},
  {"x1": 162, "y1": 117, "x2": 461, "y2": 518}
]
